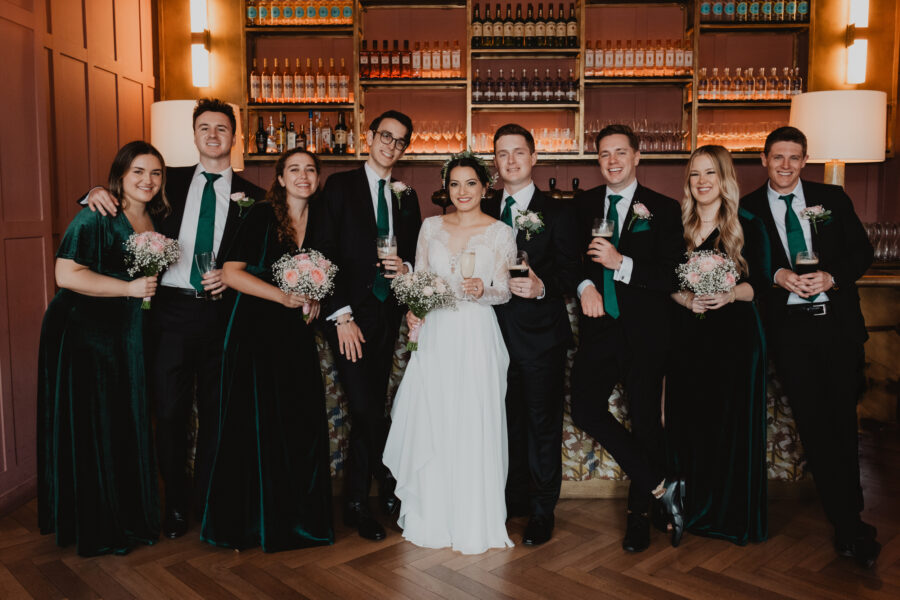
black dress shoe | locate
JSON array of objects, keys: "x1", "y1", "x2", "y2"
[
  {"x1": 343, "y1": 501, "x2": 386, "y2": 541},
  {"x1": 835, "y1": 520, "x2": 879, "y2": 557},
  {"x1": 841, "y1": 537, "x2": 881, "y2": 568},
  {"x1": 379, "y1": 478, "x2": 400, "y2": 517},
  {"x1": 522, "y1": 515, "x2": 554, "y2": 546},
  {"x1": 162, "y1": 510, "x2": 188, "y2": 539},
  {"x1": 622, "y1": 512, "x2": 650, "y2": 553},
  {"x1": 658, "y1": 479, "x2": 685, "y2": 548}
]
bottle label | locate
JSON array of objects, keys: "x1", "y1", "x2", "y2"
[
  {"x1": 248, "y1": 7, "x2": 258, "y2": 19},
  {"x1": 273, "y1": 79, "x2": 282, "y2": 98},
  {"x1": 307, "y1": 7, "x2": 316, "y2": 19},
  {"x1": 412, "y1": 54, "x2": 421, "y2": 69},
  {"x1": 504, "y1": 23, "x2": 514, "y2": 38},
  {"x1": 330, "y1": 7, "x2": 339, "y2": 19},
  {"x1": 525, "y1": 23, "x2": 535, "y2": 38},
  {"x1": 250, "y1": 77, "x2": 260, "y2": 99},
  {"x1": 750, "y1": 3, "x2": 760, "y2": 15},
  {"x1": 762, "y1": 2, "x2": 772, "y2": 16},
  {"x1": 644, "y1": 51, "x2": 654, "y2": 67},
  {"x1": 557, "y1": 23, "x2": 566, "y2": 38},
  {"x1": 382, "y1": 55, "x2": 389, "y2": 65},
  {"x1": 624, "y1": 52, "x2": 634, "y2": 68},
  {"x1": 317, "y1": 81, "x2": 326, "y2": 99},
  {"x1": 774, "y1": 2, "x2": 784, "y2": 14},
  {"x1": 360, "y1": 55, "x2": 368, "y2": 65},
  {"x1": 605, "y1": 53, "x2": 615, "y2": 68},
  {"x1": 473, "y1": 23, "x2": 483, "y2": 38},
  {"x1": 343, "y1": 7, "x2": 353, "y2": 19},
  {"x1": 700, "y1": 2, "x2": 712, "y2": 16},
  {"x1": 452, "y1": 53, "x2": 460, "y2": 69},
  {"x1": 442, "y1": 52, "x2": 451, "y2": 70},
  {"x1": 402, "y1": 55, "x2": 410, "y2": 64},
  {"x1": 514, "y1": 23, "x2": 524, "y2": 38},
  {"x1": 271, "y1": 6, "x2": 281, "y2": 19},
  {"x1": 655, "y1": 49, "x2": 664, "y2": 65},
  {"x1": 259, "y1": 7, "x2": 268, "y2": 19},
  {"x1": 392, "y1": 55, "x2": 400, "y2": 65},
  {"x1": 423, "y1": 54, "x2": 431, "y2": 71},
  {"x1": 614, "y1": 52, "x2": 624, "y2": 68},
  {"x1": 284, "y1": 78, "x2": 294, "y2": 99},
  {"x1": 738, "y1": 2, "x2": 749, "y2": 16},
  {"x1": 294, "y1": 75, "x2": 303, "y2": 96},
  {"x1": 665, "y1": 50, "x2": 674, "y2": 67},
  {"x1": 585, "y1": 52, "x2": 594, "y2": 67},
  {"x1": 675, "y1": 51, "x2": 684, "y2": 67},
  {"x1": 567, "y1": 22, "x2": 577, "y2": 37},
  {"x1": 283, "y1": 7, "x2": 293, "y2": 19},
  {"x1": 634, "y1": 52, "x2": 644, "y2": 68},
  {"x1": 335, "y1": 130, "x2": 347, "y2": 144},
  {"x1": 798, "y1": 1, "x2": 808, "y2": 16},
  {"x1": 684, "y1": 51, "x2": 693, "y2": 68},
  {"x1": 786, "y1": 1, "x2": 797, "y2": 14},
  {"x1": 535, "y1": 23, "x2": 545, "y2": 37},
  {"x1": 712, "y1": 3, "x2": 723, "y2": 16},
  {"x1": 262, "y1": 79, "x2": 272, "y2": 99},
  {"x1": 318, "y1": 7, "x2": 328, "y2": 19},
  {"x1": 725, "y1": 3, "x2": 735, "y2": 17}
]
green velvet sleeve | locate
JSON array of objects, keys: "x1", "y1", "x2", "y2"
[{"x1": 55, "y1": 208, "x2": 105, "y2": 269}]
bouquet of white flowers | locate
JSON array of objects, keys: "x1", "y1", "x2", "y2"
[
  {"x1": 391, "y1": 270, "x2": 457, "y2": 351},
  {"x1": 271, "y1": 249, "x2": 338, "y2": 320},
  {"x1": 124, "y1": 231, "x2": 181, "y2": 309},
  {"x1": 676, "y1": 250, "x2": 739, "y2": 318}
]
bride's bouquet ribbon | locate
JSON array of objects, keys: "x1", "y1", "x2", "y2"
[
  {"x1": 271, "y1": 249, "x2": 338, "y2": 320},
  {"x1": 391, "y1": 270, "x2": 457, "y2": 351},
  {"x1": 124, "y1": 231, "x2": 181, "y2": 310}
]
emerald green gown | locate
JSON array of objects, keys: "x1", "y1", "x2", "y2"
[
  {"x1": 665, "y1": 211, "x2": 771, "y2": 545},
  {"x1": 201, "y1": 202, "x2": 333, "y2": 552},
  {"x1": 37, "y1": 208, "x2": 160, "y2": 556}
]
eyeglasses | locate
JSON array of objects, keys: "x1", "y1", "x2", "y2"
[{"x1": 374, "y1": 130, "x2": 409, "y2": 151}]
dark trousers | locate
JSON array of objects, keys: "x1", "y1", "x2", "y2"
[
  {"x1": 505, "y1": 344, "x2": 567, "y2": 519},
  {"x1": 150, "y1": 289, "x2": 226, "y2": 516},
  {"x1": 571, "y1": 316, "x2": 667, "y2": 513},
  {"x1": 768, "y1": 308, "x2": 865, "y2": 540},
  {"x1": 326, "y1": 297, "x2": 401, "y2": 503}
]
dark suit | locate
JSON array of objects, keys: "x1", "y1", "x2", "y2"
[
  {"x1": 315, "y1": 166, "x2": 422, "y2": 503},
  {"x1": 148, "y1": 165, "x2": 265, "y2": 516},
  {"x1": 482, "y1": 188, "x2": 580, "y2": 518},
  {"x1": 571, "y1": 184, "x2": 683, "y2": 513},
  {"x1": 741, "y1": 180, "x2": 873, "y2": 541}
]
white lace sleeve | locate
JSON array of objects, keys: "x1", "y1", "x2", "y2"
[
  {"x1": 414, "y1": 217, "x2": 433, "y2": 273},
  {"x1": 477, "y1": 223, "x2": 516, "y2": 306}
]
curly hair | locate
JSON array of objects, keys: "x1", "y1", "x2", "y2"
[
  {"x1": 265, "y1": 148, "x2": 321, "y2": 247},
  {"x1": 681, "y1": 145, "x2": 748, "y2": 276},
  {"x1": 107, "y1": 140, "x2": 170, "y2": 218}
]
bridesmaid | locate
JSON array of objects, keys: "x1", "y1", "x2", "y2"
[
  {"x1": 38, "y1": 141, "x2": 168, "y2": 556},
  {"x1": 201, "y1": 148, "x2": 334, "y2": 552},
  {"x1": 665, "y1": 145, "x2": 771, "y2": 545}
]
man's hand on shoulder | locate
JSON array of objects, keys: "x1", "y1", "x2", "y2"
[{"x1": 86, "y1": 188, "x2": 119, "y2": 216}]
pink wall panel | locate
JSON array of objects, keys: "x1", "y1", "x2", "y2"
[
  {"x1": 584, "y1": 5, "x2": 686, "y2": 45},
  {"x1": 52, "y1": 54, "x2": 92, "y2": 234},
  {"x1": 86, "y1": 0, "x2": 116, "y2": 64},
  {"x1": 114, "y1": 0, "x2": 142, "y2": 72},
  {"x1": 117, "y1": 77, "x2": 145, "y2": 144},
  {"x1": 4, "y1": 0, "x2": 34, "y2": 12},
  {"x1": 90, "y1": 67, "x2": 120, "y2": 184},
  {"x1": 140, "y1": 0, "x2": 153, "y2": 77},
  {"x1": 143, "y1": 84, "x2": 154, "y2": 139},
  {"x1": 49, "y1": 0, "x2": 85, "y2": 47},
  {"x1": 0, "y1": 17, "x2": 42, "y2": 223}
]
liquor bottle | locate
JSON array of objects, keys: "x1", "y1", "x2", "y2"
[
  {"x1": 334, "y1": 111, "x2": 348, "y2": 154},
  {"x1": 267, "y1": 116, "x2": 276, "y2": 153},
  {"x1": 441, "y1": 41, "x2": 451, "y2": 78},
  {"x1": 313, "y1": 112, "x2": 323, "y2": 152},
  {"x1": 524, "y1": 3, "x2": 536, "y2": 48},
  {"x1": 321, "y1": 115, "x2": 332, "y2": 154},
  {"x1": 754, "y1": 66, "x2": 766, "y2": 99},
  {"x1": 566, "y1": 67, "x2": 577, "y2": 102},
  {"x1": 508, "y1": 69, "x2": 519, "y2": 102},
  {"x1": 514, "y1": 4, "x2": 525, "y2": 49},
  {"x1": 761, "y1": 1, "x2": 773, "y2": 22},
  {"x1": 482, "y1": 5, "x2": 493, "y2": 48},
  {"x1": 400, "y1": 40, "x2": 411, "y2": 79},
  {"x1": 654, "y1": 39, "x2": 664, "y2": 77},
  {"x1": 269, "y1": 0, "x2": 281, "y2": 25},
  {"x1": 674, "y1": 41, "x2": 685, "y2": 76},
  {"x1": 530, "y1": 68, "x2": 542, "y2": 102},
  {"x1": 472, "y1": 67, "x2": 484, "y2": 103},
  {"x1": 749, "y1": 0, "x2": 761, "y2": 22},
  {"x1": 412, "y1": 41, "x2": 422, "y2": 78},
  {"x1": 635, "y1": 40, "x2": 645, "y2": 74},
  {"x1": 709, "y1": 67, "x2": 720, "y2": 100},
  {"x1": 737, "y1": 0, "x2": 749, "y2": 21},
  {"x1": 422, "y1": 41, "x2": 432, "y2": 77},
  {"x1": 471, "y1": 4, "x2": 483, "y2": 49},
  {"x1": 797, "y1": 0, "x2": 809, "y2": 22},
  {"x1": 791, "y1": 66, "x2": 803, "y2": 95},
  {"x1": 330, "y1": 0, "x2": 341, "y2": 24},
  {"x1": 272, "y1": 58, "x2": 283, "y2": 102},
  {"x1": 381, "y1": 40, "x2": 390, "y2": 78},
  {"x1": 261, "y1": 58, "x2": 273, "y2": 102},
  {"x1": 724, "y1": 0, "x2": 736, "y2": 21},
  {"x1": 553, "y1": 68, "x2": 564, "y2": 102},
  {"x1": 284, "y1": 57, "x2": 296, "y2": 101},
  {"x1": 287, "y1": 121, "x2": 297, "y2": 150},
  {"x1": 743, "y1": 67, "x2": 755, "y2": 100},
  {"x1": 684, "y1": 39, "x2": 693, "y2": 74},
  {"x1": 493, "y1": 4, "x2": 503, "y2": 49},
  {"x1": 297, "y1": 117, "x2": 307, "y2": 149},
  {"x1": 593, "y1": 41, "x2": 604, "y2": 76},
  {"x1": 555, "y1": 3, "x2": 566, "y2": 49},
  {"x1": 624, "y1": 40, "x2": 634, "y2": 77},
  {"x1": 293, "y1": 58, "x2": 303, "y2": 101},
  {"x1": 338, "y1": 57, "x2": 350, "y2": 101},
  {"x1": 247, "y1": 0, "x2": 258, "y2": 26},
  {"x1": 277, "y1": 113, "x2": 286, "y2": 153},
  {"x1": 496, "y1": 68, "x2": 507, "y2": 103},
  {"x1": 391, "y1": 40, "x2": 401, "y2": 79},
  {"x1": 257, "y1": 0, "x2": 268, "y2": 25},
  {"x1": 451, "y1": 41, "x2": 461, "y2": 78},
  {"x1": 306, "y1": 110, "x2": 316, "y2": 153},
  {"x1": 430, "y1": 41, "x2": 441, "y2": 79},
  {"x1": 700, "y1": 1, "x2": 712, "y2": 22},
  {"x1": 774, "y1": 0, "x2": 785, "y2": 21},
  {"x1": 767, "y1": 66, "x2": 778, "y2": 99},
  {"x1": 720, "y1": 67, "x2": 731, "y2": 100},
  {"x1": 304, "y1": 58, "x2": 315, "y2": 101},
  {"x1": 567, "y1": 3, "x2": 577, "y2": 49},
  {"x1": 697, "y1": 67, "x2": 709, "y2": 100},
  {"x1": 643, "y1": 39, "x2": 654, "y2": 76},
  {"x1": 484, "y1": 68, "x2": 495, "y2": 103},
  {"x1": 584, "y1": 41, "x2": 594, "y2": 77},
  {"x1": 503, "y1": 4, "x2": 514, "y2": 50},
  {"x1": 360, "y1": 40, "x2": 370, "y2": 79},
  {"x1": 255, "y1": 116, "x2": 266, "y2": 153},
  {"x1": 535, "y1": 4, "x2": 546, "y2": 49},
  {"x1": 731, "y1": 67, "x2": 743, "y2": 100},
  {"x1": 779, "y1": 66, "x2": 791, "y2": 99},
  {"x1": 664, "y1": 40, "x2": 675, "y2": 77},
  {"x1": 282, "y1": 1, "x2": 294, "y2": 24},
  {"x1": 613, "y1": 40, "x2": 623, "y2": 76},
  {"x1": 785, "y1": 0, "x2": 797, "y2": 21},
  {"x1": 542, "y1": 68, "x2": 553, "y2": 102},
  {"x1": 546, "y1": 4, "x2": 556, "y2": 48},
  {"x1": 712, "y1": 1, "x2": 723, "y2": 21},
  {"x1": 346, "y1": 115, "x2": 355, "y2": 154},
  {"x1": 341, "y1": 0, "x2": 352, "y2": 24},
  {"x1": 302, "y1": 0, "x2": 314, "y2": 24},
  {"x1": 371, "y1": 40, "x2": 382, "y2": 79},
  {"x1": 315, "y1": 57, "x2": 326, "y2": 101},
  {"x1": 250, "y1": 58, "x2": 261, "y2": 102}
]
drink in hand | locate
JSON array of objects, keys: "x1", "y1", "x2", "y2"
[
  {"x1": 592, "y1": 217, "x2": 615, "y2": 238},
  {"x1": 377, "y1": 235, "x2": 398, "y2": 273},
  {"x1": 508, "y1": 250, "x2": 529, "y2": 279},
  {"x1": 460, "y1": 250, "x2": 476, "y2": 279},
  {"x1": 794, "y1": 250, "x2": 819, "y2": 276}
]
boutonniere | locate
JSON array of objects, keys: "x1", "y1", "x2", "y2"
[
  {"x1": 514, "y1": 210, "x2": 545, "y2": 241},
  {"x1": 627, "y1": 202, "x2": 652, "y2": 230},
  {"x1": 391, "y1": 181, "x2": 412, "y2": 210},
  {"x1": 230, "y1": 192, "x2": 255, "y2": 217},
  {"x1": 798, "y1": 205, "x2": 832, "y2": 233}
]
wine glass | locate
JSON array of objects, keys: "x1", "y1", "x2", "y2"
[
  {"x1": 442, "y1": 121, "x2": 454, "y2": 154},
  {"x1": 459, "y1": 249, "x2": 476, "y2": 299},
  {"x1": 193, "y1": 251, "x2": 222, "y2": 301},
  {"x1": 454, "y1": 121, "x2": 465, "y2": 152}
]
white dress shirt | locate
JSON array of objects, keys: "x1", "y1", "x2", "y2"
[
  {"x1": 162, "y1": 165, "x2": 233, "y2": 289},
  {"x1": 577, "y1": 178, "x2": 637, "y2": 298},
  {"x1": 766, "y1": 181, "x2": 829, "y2": 305}
]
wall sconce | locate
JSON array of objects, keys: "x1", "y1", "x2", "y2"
[
  {"x1": 845, "y1": 0, "x2": 869, "y2": 84},
  {"x1": 190, "y1": 0, "x2": 210, "y2": 88}
]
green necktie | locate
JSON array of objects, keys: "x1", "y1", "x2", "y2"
[
  {"x1": 373, "y1": 179, "x2": 391, "y2": 301},
  {"x1": 602, "y1": 194, "x2": 621, "y2": 319},
  {"x1": 780, "y1": 193, "x2": 818, "y2": 302},
  {"x1": 190, "y1": 172, "x2": 221, "y2": 292},
  {"x1": 500, "y1": 196, "x2": 515, "y2": 227}
]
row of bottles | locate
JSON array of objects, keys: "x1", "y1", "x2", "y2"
[
  {"x1": 360, "y1": 40, "x2": 463, "y2": 80},
  {"x1": 245, "y1": 0, "x2": 353, "y2": 26},
  {"x1": 253, "y1": 111, "x2": 354, "y2": 155},
  {"x1": 471, "y1": 3, "x2": 578, "y2": 49},
  {"x1": 472, "y1": 67, "x2": 578, "y2": 104},
  {"x1": 700, "y1": 1, "x2": 810, "y2": 23},
  {"x1": 697, "y1": 66, "x2": 802, "y2": 101},
  {"x1": 584, "y1": 39, "x2": 693, "y2": 78},
  {"x1": 250, "y1": 57, "x2": 351, "y2": 104}
]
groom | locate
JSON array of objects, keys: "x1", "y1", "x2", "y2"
[
  {"x1": 316, "y1": 110, "x2": 422, "y2": 541},
  {"x1": 483, "y1": 124, "x2": 580, "y2": 546}
]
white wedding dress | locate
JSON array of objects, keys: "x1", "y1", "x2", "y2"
[{"x1": 384, "y1": 216, "x2": 517, "y2": 554}]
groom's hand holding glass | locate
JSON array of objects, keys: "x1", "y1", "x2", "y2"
[{"x1": 509, "y1": 250, "x2": 543, "y2": 299}]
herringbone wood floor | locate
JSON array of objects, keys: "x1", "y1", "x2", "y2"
[{"x1": 2, "y1": 424, "x2": 898, "y2": 599}]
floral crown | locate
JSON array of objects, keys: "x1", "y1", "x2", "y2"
[{"x1": 440, "y1": 149, "x2": 497, "y2": 187}]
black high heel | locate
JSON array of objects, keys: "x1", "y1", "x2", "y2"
[{"x1": 658, "y1": 479, "x2": 685, "y2": 547}]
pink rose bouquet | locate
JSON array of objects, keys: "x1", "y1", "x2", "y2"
[
  {"x1": 390, "y1": 270, "x2": 457, "y2": 351},
  {"x1": 676, "y1": 250, "x2": 739, "y2": 319},
  {"x1": 271, "y1": 249, "x2": 338, "y2": 320},
  {"x1": 124, "y1": 231, "x2": 181, "y2": 309}
]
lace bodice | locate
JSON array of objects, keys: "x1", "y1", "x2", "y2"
[{"x1": 414, "y1": 216, "x2": 516, "y2": 306}]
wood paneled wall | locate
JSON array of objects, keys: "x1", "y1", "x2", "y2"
[{"x1": 0, "y1": 0, "x2": 157, "y2": 515}]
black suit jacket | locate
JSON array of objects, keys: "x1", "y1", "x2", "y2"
[
  {"x1": 315, "y1": 165, "x2": 422, "y2": 320},
  {"x1": 575, "y1": 183, "x2": 683, "y2": 351},
  {"x1": 482, "y1": 187, "x2": 580, "y2": 362},
  {"x1": 740, "y1": 180, "x2": 873, "y2": 344}
]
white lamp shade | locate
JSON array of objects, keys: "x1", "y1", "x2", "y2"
[
  {"x1": 789, "y1": 90, "x2": 886, "y2": 163},
  {"x1": 150, "y1": 100, "x2": 244, "y2": 171}
]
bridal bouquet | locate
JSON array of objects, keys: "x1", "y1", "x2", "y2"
[
  {"x1": 271, "y1": 249, "x2": 338, "y2": 320},
  {"x1": 676, "y1": 250, "x2": 738, "y2": 319},
  {"x1": 391, "y1": 270, "x2": 457, "y2": 351},
  {"x1": 124, "y1": 231, "x2": 181, "y2": 309}
]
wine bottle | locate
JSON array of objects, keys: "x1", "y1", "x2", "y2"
[
  {"x1": 555, "y1": 3, "x2": 566, "y2": 49},
  {"x1": 503, "y1": 4, "x2": 514, "y2": 49},
  {"x1": 514, "y1": 4, "x2": 525, "y2": 49},
  {"x1": 255, "y1": 116, "x2": 266, "y2": 153},
  {"x1": 334, "y1": 111, "x2": 348, "y2": 155},
  {"x1": 472, "y1": 4, "x2": 483, "y2": 49},
  {"x1": 250, "y1": 58, "x2": 261, "y2": 102},
  {"x1": 566, "y1": 3, "x2": 577, "y2": 48},
  {"x1": 524, "y1": 4, "x2": 536, "y2": 49}
]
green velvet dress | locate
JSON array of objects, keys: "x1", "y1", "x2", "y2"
[
  {"x1": 201, "y1": 202, "x2": 333, "y2": 552},
  {"x1": 665, "y1": 211, "x2": 771, "y2": 545},
  {"x1": 37, "y1": 208, "x2": 160, "y2": 556}
]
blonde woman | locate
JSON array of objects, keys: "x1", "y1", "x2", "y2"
[{"x1": 665, "y1": 145, "x2": 771, "y2": 545}]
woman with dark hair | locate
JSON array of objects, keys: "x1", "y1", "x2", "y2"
[
  {"x1": 665, "y1": 145, "x2": 771, "y2": 544},
  {"x1": 201, "y1": 148, "x2": 333, "y2": 552},
  {"x1": 38, "y1": 140, "x2": 170, "y2": 555},
  {"x1": 383, "y1": 152, "x2": 516, "y2": 554}
]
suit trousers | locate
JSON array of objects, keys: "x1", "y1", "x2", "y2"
[
  {"x1": 768, "y1": 307, "x2": 865, "y2": 539},
  {"x1": 505, "y1": 343, "x2": 567, "y2": 518},
  {"x1": 326, "y1": 296, "x2": 401, "y2": 503},
  {"x1": 150, "y1": 289, "x2": 227, "y2": 516},
  {"x1": 571, "y1": 316, "x2": 667, "y2": 513}
]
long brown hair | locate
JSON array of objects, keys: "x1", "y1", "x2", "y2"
[
  {"x1": 265, "y1": 148, "x2": 321, "y2": 247},
  {"x1": 681, "y1": 145, "x2": 748, "y2": 275},
  {"x1": 107, "y1": 140, "x2": 171, "y2": 218}
]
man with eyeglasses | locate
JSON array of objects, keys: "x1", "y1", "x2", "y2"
[{"x1": 316, "y1": 110, "x2": 422, "y2": 541}]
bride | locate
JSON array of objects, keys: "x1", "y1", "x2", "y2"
[{"x1": 383, "y1": 153, "x2": 517, "y2": 554}]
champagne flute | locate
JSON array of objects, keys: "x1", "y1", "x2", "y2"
[
  {"x1": 442, "y1": 121, "x2": 453, "y2": 154},
  {"x1": 193, "y1": 251, "x2": 222, "y2": 301},
  {"x1": 592, "y1": 217, "x2": 615, "y2": 239},
  {"x1": 459, "y1": 249, "x2": 476, "y2": 299},
  {"x1": 376, "y1": 235, "x2": 398, "y2": 274}
]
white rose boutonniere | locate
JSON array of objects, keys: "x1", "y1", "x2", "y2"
[
  {"x1": 798, "y1": 205, "x2": 833, "y2": 233},
  {"x1": 391, "y1": 180, "x2": 412, "y2": 210},
  {"x1": 514, "y1": 210, "x2": 545, "y2": 241},
  {"x1": 230, "y1": 192, "x2": 255, "y2": 217},
  {"x1": 627, "y1": 202, "x2": 652, "y2": 231}
]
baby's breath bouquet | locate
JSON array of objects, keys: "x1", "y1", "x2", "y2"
[
  {"x1": 676, "y1": 250, "x2": 739, "y2": 319},
  {"x1": 391, "y1": 270, "x2": 457, "y2": 351},
  {"x1": 271, "y1": 249, "x2": 338, "y2": 320},
  {"x1": 124, "y1": 231, "x2": 181, "y2": 309}
]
